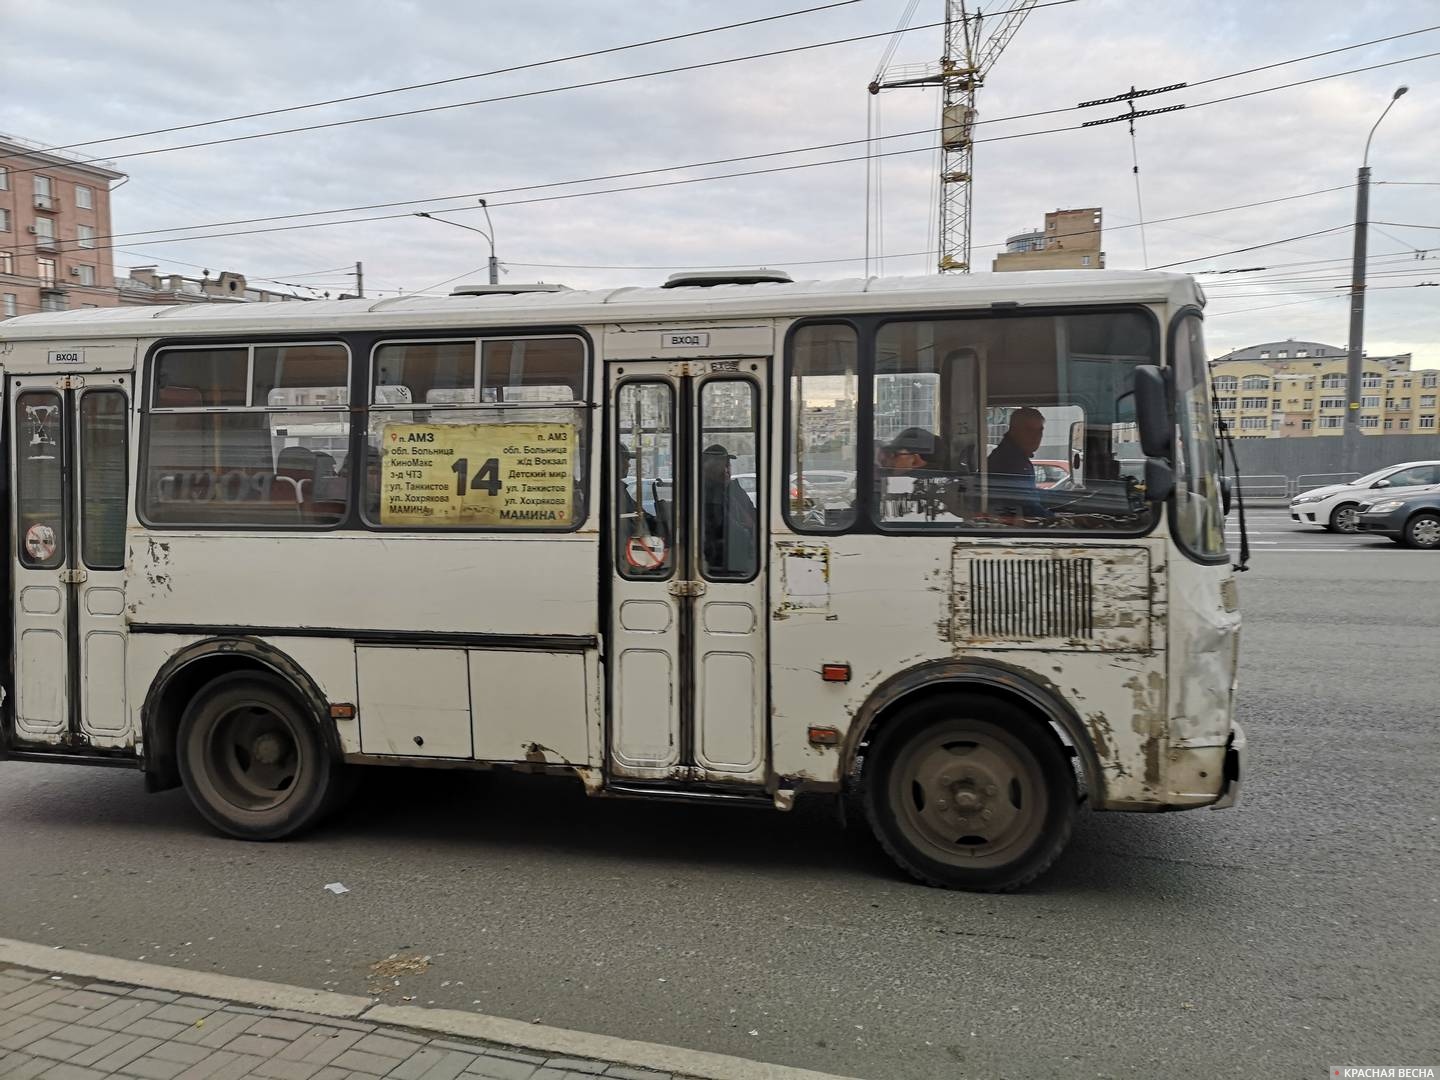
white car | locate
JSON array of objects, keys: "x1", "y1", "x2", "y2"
[{"x1": 1290, "y1": 460, "x2": 1440, "y2": 532}]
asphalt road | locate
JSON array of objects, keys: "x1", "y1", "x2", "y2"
[{"x1": 2, "y1": 519, "x2": 1437, "y2": 1079}]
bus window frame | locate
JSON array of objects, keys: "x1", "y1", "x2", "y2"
[
  {"x1": 780, "y1": 317, "x2": 864, "y2": 536},
  {"x1": 138, "y1": 337, "x2": 354, "y2": 532},
  {"x1": 781, "y1": 304, "x2": 1164, "y2": 540},
  {"x1": 696, "y1": 372, "x2": 764, "y2": 585},
  {"x1": 1166, "y1": 304, "x2": 1229, "y2": 567},
  {"x1": 362, "y1": 332, "x2": 592, "y2": 534},
  {"x1": 136, "y1": 326, "x2": 594, "y2": 536},
  {"x1": 612, "y1": 373, "x2": 679, "y2": 582},
  {"x1": 78, "y1": 385, "x2": 130, "y2": 571}
]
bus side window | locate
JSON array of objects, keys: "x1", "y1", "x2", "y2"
[{"x1": 616, "y1": 380, "x2": 674, "y2": 579}]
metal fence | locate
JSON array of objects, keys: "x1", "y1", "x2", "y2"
[
  {"x1": 1239, "y1": 473, "x2": 1365, "y2": 500},
  {"x1": 1237, "y1": 474, "x2": 1290, "y2": 498},
  {"x1": 1228, "y1": 435, "x2": 1440, "y2": 501}
]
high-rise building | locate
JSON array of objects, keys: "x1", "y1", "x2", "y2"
[
  {"x1": 0, "y1": 133, "x2": 125, "y2": 320},
  {"x1": 992, "y1": 208, "x2": 1104, "y2": 272}
]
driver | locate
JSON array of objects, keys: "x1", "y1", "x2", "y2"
[{"x1": 987, "y1": 408, "x2": 1047, "y2": 518}]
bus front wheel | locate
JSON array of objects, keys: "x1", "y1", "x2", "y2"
[
  {"x1": 176, "y1": 672, "x2": 339, "y2": 841},
  {"x1": 863, "y1": 693, "x2": 1077, "y2": 892}
]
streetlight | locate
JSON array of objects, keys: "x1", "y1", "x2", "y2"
[
  {"x1": 1344, "y1": 85, "x2": 1408, "y2": 473},
  {"x1": 414, "y1": 198, "x2": 499, "y2": 284}
]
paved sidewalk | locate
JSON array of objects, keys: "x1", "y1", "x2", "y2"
[{"x1": 0, "y1": 965, "x2": 700, "y2": 1080}]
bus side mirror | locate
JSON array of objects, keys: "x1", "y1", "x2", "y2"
[
  {"x1": 1145, "y1": 458, "x2": 1174, "y2": 503},
  {"x1": 1219, "y1": 473, "x2": 1233, "y2": 516},
  {"x1": 1134, "y1": 365, "x2": 1172, "y2": 458}
]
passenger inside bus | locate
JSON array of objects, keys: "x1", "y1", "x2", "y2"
[
  {"x1": 700, "y1": 443, "x2": 757, "y2": 578},
  {"x1": 879, "y1": 427, "x2": 948, "y2": 473}
]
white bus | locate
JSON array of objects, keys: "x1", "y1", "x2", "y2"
[{"x1": 0, "y1": 269, "x2": 1243, "y2": 891}]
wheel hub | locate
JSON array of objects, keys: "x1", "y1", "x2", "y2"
[
  {"x1": 932, "y1": 766, "x2": 1006, "y2": 830},
  {"x1": 252, "y1": 732, "x2": 285, "y2": 766}
]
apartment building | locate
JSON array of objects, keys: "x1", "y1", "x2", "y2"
[
  {"x1": 992, "y1": 208, "x2": 1104, "y2": 272},
  {"x1": 117, "y1": 267, "x2": 308, "y2": 306},
  {"x1": 1211, "y1": 339, "x2": 1439, "y2": 437},
  {"x1": 0, "y1": 133, "x2": 125, "y2": 320}
]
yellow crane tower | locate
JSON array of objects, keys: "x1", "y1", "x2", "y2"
[{"x1": 870, "y1": 0, "x2": 1039, "y2": 273}]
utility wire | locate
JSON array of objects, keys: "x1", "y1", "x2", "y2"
[
  {"x1": 18, "y1": 169, "x2": 1352, "y2": 266},
  {"x1": 18, "y1": 21, "x2": 1432, "y2": 252},
  {"x1": 27, "y1": 2, "x2": 864, "y2": 155},
  {"x1": 1, "y1": 13, "x2": 969, "y2": 176},
  {"x1": 4, "y1": 5, "x2": 1416, "y2": 179},
  {"x1": 13, "y1": 35, "x2": 1426, "y2": 256},
  {"x1": 3, "y1": 119, "x2": 1356, "y2": 258},
  {"x1": 1146, "y1": 226, "x2": 1355, "y2": 270},
  {"x1": 8, "y1": 47, "x2": 1428, "y2": 260}
]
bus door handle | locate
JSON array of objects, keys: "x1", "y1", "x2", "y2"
[{"x1": 668, "y1": 580, "x2": 707, "y2": 598}]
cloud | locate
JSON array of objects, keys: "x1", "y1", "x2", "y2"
[{"x1": 2, "y1": 0, "x2": 1436, "y2": 363}]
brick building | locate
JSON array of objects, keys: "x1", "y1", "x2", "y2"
[
  {"x1": 0, "y1": 133, "x2": 125, "y2": 320},
  {"x1": 992, "y1": 208, "x2": 1104, "y2": 272}
]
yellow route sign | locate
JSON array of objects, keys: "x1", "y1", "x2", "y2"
[{"x1": 379, "y1": 422, "x2": 576, "y2": 526}]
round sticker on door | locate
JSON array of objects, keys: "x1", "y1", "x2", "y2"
[
  {"x1": 24, "y1": 523, "x2": 57, "y2": 563},
  {"x1": 625, "y1": 534, "x2": 668, "y2": 571}
]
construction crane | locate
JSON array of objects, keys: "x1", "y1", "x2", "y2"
[{"x1": 869, "y1": 0, "x2": 1039, "y2": 273}]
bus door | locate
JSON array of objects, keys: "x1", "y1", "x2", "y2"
[
  {"x1": 607, "y1": 359, "x2": 768, "y2": 787},
  {"x1": 8, "y1": 373, "x2": 132, "y2": 751}
]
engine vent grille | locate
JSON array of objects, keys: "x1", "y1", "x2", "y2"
[{"x1": 968, "y1": 557, "x2": 1094, "y2": 640}]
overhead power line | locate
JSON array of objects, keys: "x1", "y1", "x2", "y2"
[
  {"x1": 6, "y1": 8, "x2": 1425, "y2": 179},
  {"x1": 28, "y1": 2, "x2": 863, "y2": 155},
  {"x1": 7, "y1": 43, "x2": 1430, "y2": 262},
  {"x1": 2, "y1": 10, "x2": 973, "y2": 176},
  {"x1": 1147, "y1": 226, "x2": 1356, "y2": 270},
  {"x1": 11, "y1": 44, "x2": 1427, "y2": 260}
]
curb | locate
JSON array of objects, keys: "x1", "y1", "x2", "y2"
[{"x1": 0, "y1": 937, "x2": 864, "y2": 1080}]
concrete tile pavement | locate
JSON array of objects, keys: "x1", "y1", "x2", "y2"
[{"x1": 0, "y1": 966, "x2": 681, "y2": 1080}]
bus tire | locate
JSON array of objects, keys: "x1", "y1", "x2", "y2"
[
  {"x1": 863, "y1": 693, "x2": 1076, "y2": 892},
  {"x1": 176, "y1": 672, "x2": 338, "y2": 841}
]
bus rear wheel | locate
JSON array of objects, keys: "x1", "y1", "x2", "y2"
[
  {"x1": 177, "y1": 672, "x2": 338, "y2": 841},
  {"x1": 863, "y1": 694, "x2": 1076, "y2": 892}
]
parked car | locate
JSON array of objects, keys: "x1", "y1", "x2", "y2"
[
  {"x1": 1354, "y1": 486, "x2": 1440, "y2": 548},
  {"x1": 733, "y1": 470, "x2": 855, "y2": 508},
  {"x1": 1032, "y1": 459, "x2": 1072, "y2": 489},
  {"x1": 1288, "y1": 460, "x2": 1440, "y2": 532}
]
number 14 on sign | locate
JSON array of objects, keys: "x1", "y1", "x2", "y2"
[{"x1": 451, "y1": 457, "x2": 503, "y2": 496}]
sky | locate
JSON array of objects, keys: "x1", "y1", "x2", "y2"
[{"x1": 2, "y1": 0, "x2": 1436, "y2": 363}]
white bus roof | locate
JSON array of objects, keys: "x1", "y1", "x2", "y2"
[{"x1": 0, "y1": 270, "x2": 1201, "y2": 341}]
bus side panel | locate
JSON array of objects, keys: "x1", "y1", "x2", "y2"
[
  {"x1": 126, "y1": 633, "x2": 362, "y2": 755},
  {"x1": 126, "y1": 533, "x2": 599, "y2": 638},
  {"x1": 769, "y1": 534, "x2": 1170, "y2": 808},
  {"x1": 125, "y1": 534, "x2": 599, "y2": 768}
]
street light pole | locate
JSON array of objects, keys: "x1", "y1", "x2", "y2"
[
  {"x1": 414, "y1": 199, "x2": 499, "y2": 285},
  {"x1": 478, "y1": 199, "x2": 499, "y2": 285},
  {"x1": 1344, "y1": 85, "x2": 1407, "y2": 475}
]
